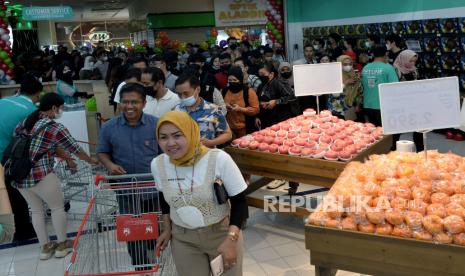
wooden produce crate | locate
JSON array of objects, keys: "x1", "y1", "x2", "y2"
[
  {"x1": 305, "y1": 225, "x2": 465, "y2": 276},
  {"x1": 225, "y1": 136, "x2": 392, "y2": 216},
  {"x1": 225, "y1": 135, "x2": 392, "y2": 188}
]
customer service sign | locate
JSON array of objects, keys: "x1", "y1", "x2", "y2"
[
  {"x1": 214, "y1": 0, "x2": 267, "y2": 27},
  {"x1": 23, "y1": 6, "x2": 74, "y2": 20}
]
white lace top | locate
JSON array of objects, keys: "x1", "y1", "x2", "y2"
[{"x1": 150, "y1": 149, "x2": 247, "y2": 229}]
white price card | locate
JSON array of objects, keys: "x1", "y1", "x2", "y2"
[
  {"x1": 293, "y1": 62, "x2": 343, "y2": 97},
  {"x1": 379, "y1": 77, "x2": 461, "y2": 134}
]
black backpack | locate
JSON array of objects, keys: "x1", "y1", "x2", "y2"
[{"x1": 1, "y1": 122, "x2": 54, "y2": 182}]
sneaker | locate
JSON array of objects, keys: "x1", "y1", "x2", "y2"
[
  {"x1": 55, "y1": 240, "x2": 74, "y2": 258},
  {"x1": 40, "y1": 242, "x2": 58, "y2": 260},
  {"x1": 267, "y1": 179, "x2": 287, "y2": 189}
]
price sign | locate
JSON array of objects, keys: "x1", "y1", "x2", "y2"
[
  {"x1": 293, "y1": 62, "x2": 343, "y2": 97},
  {"x1": 379, "y1": 77, "x2": 461, "y2": 134}
]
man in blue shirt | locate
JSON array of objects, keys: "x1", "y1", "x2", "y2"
[
  {"x1": 97, "y1": 83, "x2": 160, "y2": 271},
  {"x1": 174, "y1": 73, "x2": 232, "y2": 148},
  {"x1": 0, "y1": 74, "x2": 42, "y2": 242}
]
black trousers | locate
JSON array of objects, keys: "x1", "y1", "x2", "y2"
[
  {"x1": 364, "y1": 108, "x2": 382, "y2": 127},
  {"x1": 5, "y1": 176, "x2": 35, "y2": 241}
]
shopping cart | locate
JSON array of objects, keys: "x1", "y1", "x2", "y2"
[
  {"x1": 65, "y1": 173, "x2": 177, "y2": 276},
  {"x1": 52, "y1": 141, "x2": 107, "y2": 220}
]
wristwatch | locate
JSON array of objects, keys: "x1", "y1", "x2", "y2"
[{"x1": 228, "y1": 231, "x2": 239, "y2": 242}]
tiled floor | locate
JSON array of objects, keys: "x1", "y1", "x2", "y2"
[
  {"x1": 1, "y1": 131, "x2": 463, "y2": 276},
  {"x1": 0, "y1": 206, "x2": 370, "y2": 276}
]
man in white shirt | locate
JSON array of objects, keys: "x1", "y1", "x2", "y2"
[
  {"x1": 150, "y1": 55, "x2": 178, "y2": 92},
  {"x1": 293, "y1": 44, "x2": 318, "y2": 65},
  {"x1": 113, "y1": 68, "x2": 143, "y2": 104},
  {"x1": 141, "y1": 67, "x2": 180, "y2": 118}
]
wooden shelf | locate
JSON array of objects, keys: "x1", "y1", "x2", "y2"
[{"x1": 306, "y1": 225, "x2": 465, "y2": 276}]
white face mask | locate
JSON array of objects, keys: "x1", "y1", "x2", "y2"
[
  {"x1": 386, "y1": 43, "x2": 391, "y2": 51},
  {"x1": 55, "y1": 109, "x2": 64, "y2": 119},
  {"x1": 313, "y1": 45, "x2": 320, "y2": 50},
  {"x1": 343, "y1": 65, "x2": 353, "y2": 72},
  {"x1": 365, "y1": 41, "x2": 371, "y2": 48}
]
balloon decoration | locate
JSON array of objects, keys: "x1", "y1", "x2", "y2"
[
  {"x1": 204, "y1": 27, "x2": 218, "y2": 48},
  {"x1": 265, "y1": 0, "x2": 284, "y2": 45},
  {"x1": 0, "y1": 0, "x2": 13, "y2": 84}
]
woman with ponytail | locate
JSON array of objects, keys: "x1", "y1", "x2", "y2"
[{"x1": 11, "y1": 93, "x2": 98, "y2": 260}]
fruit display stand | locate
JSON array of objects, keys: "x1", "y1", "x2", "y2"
[
  {"x1": 224, "y1": 135, "x2": 392, "y2": 216},
  {"x1": 305, "y1": 225, "x2": 465, "y2": 276}
]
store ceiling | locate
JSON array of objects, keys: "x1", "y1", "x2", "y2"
[{"x1": 12, "y1": 0, "x2": 133, "y2": 21}]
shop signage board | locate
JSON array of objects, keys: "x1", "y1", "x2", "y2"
[
  {"x1": 379, "y1": 77, "x2": 461, "y2": 134},
  {"x1": 88, "y1": 31, "x2": 112, "y2": 43},
  {"x1": 23, "y1": 6, "x2": 74, "y2": 21},
  {"x1": 214, "y1": 0, "x2": 267, "y2": 27},
  {"x1": 293, "y1": 62, "x2": 343, "y2": 97}
]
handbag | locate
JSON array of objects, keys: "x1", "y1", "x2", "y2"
[{"x1": 214, "y1": 178, "x2": 229, "y2": 205}]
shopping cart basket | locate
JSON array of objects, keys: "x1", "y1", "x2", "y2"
[{"x1": 65, "y1": 173, "x2": 177, "y2": 276}]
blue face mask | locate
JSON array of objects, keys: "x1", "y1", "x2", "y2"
[{"x1": 181, "y1": 95, "x2": 197, "y2": 107}]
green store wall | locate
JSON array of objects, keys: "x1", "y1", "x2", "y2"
[{"x1": 285, "y1": 0, "x2": 465, "y2": 61}]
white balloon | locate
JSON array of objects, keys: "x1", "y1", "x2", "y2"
[
  {"x1": 1, "y1": 34, "x2": 9, "y2": 41},
  {"x1": 6, "y1": 41, "x2": 10, "y2": 47},
  {"x1": 5, "y1": 75, "x2": 11, "y2": 82},
  {"x1": 271, "y1": 10, "x2": 277, "y2": 15},
  {"x1": 0, "y1": 29, "x2": 5, "y2": 35},
  {"x1": 275, "y1": 14, "x2": 281, "y2": 20},
  {"x1": 8, "y1": 80, "x2": 15, "y2": 85},
  {"x1": 0, "y1": 69, "x2": 4, "y2": 78}
]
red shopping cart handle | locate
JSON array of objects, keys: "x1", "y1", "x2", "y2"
[{"x1": 95, "y1": 174, "x2": 106, "y2": 185}]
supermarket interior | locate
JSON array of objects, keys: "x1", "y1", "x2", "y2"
[{"x1": 1, "y1": 0, "x2": 465, "y2": 276}]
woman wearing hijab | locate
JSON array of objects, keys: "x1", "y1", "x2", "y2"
[
  {"x1": 256, "y1": 62, "x2": 300, "y2": 129},
  {"x1": 393, "y1": 49, "x2": 419, "y2": 81},
  {"x1": 392, "y1": 50, "x2": 423, "y2": 151},
  {"x1": 327, "y1": 55, "x2": 362, "y2": 120},
  {"x1": 223, "y1": 66, "x2": 260, "y2": 138},
  {"x1": 151, "y1": 111, "x2": 247, "y2": 276}
]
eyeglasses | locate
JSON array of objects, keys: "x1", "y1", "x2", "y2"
[{"x1": 121, "y1": 100, "x2": 143, "y2": 106}]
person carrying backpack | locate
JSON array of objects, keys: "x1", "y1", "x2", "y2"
[
  {"x1": 3, "y1": 93, "x2": 97, "y2": 260},
  {"x1": 222, "y1": 66, "x2": 260, "y2": 138}
]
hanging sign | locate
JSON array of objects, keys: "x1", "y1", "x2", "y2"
[
  {"x1": 23, "y1": 6, "x2": 74, "y2": 21},
  {"x1": 379, "y1": 77, "x2": 461, "y2": 134},
  {"x1": 214, "y1": 0, "x2": 267, "y2": 27}
]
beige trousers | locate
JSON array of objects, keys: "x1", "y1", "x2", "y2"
[
  {"x1": 18, "y1": 173, "x2": 67, "y2": 246},
  {"x1": 171, "y1": 217, "x2": 243, "y2": 276}
]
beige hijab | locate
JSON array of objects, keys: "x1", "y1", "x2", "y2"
[{"x1": 337, "y1": 55, "x2": 360, "y2": 107}]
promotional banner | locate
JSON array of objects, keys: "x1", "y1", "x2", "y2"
[{"x1": 214, "y1": 0, "x2": 267, "y2": 27}]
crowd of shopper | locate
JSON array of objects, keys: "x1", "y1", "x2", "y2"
[{"x1": 0, "y1": 32, "x2": 429, "y2": 274}]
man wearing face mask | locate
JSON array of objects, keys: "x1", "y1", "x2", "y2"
[
  {"x1": 215, "y1": 53, "x2": 233, "y2": 90},
  {"x1": 95, "y1": 50, "x2": 110, "y2": 81},
  {"x1": 141, "y1": 67, "x2": 180, "y2": 118},
  {"x1": 312, "y1": 38, "x2": 325, "y2": 59},
  {"x1": 386, "y1": 34, "x2": 403, "y2": 64},
  {"x1": 175, "y1": 73, "x2": 232, "y2": 148}
]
